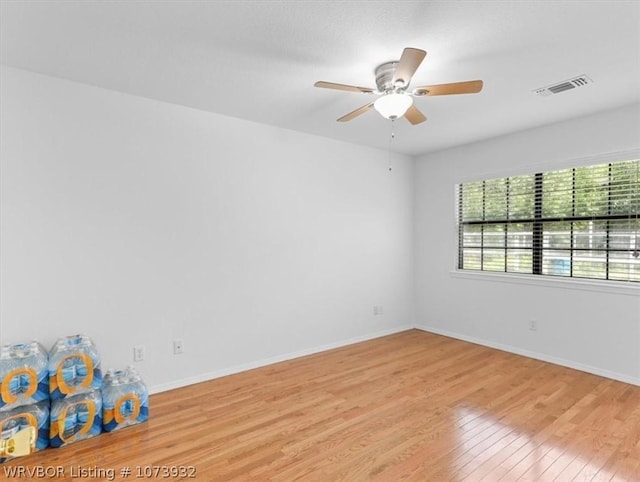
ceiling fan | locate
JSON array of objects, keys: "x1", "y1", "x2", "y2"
[{"x1": 314, "y1": 47, "x2": 483, "y2": 125}]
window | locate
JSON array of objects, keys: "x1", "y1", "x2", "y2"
[{"x1": 457, "y1": 159, "x2": 640, "y2": 282}]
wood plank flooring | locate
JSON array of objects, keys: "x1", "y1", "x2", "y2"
[{"x1": 3, "y1": 330, "x2": 640, "y2": 481}]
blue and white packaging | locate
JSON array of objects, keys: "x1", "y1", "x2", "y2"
[
  {"x1": 0, "y1": 400, "x2": 49, "y2": 463},
  {"x1": 50, "y1": 390, "x2": 102, "y2": 448},
  {"x1": 0, "y1": 341, "x2": 49, "y2": 411},
  {"x1": 102, "y1": 366, "x2": 149, "y2": 432},
  {"x1": 48, "y1": 335, "x2": 102, "y2": 400}
]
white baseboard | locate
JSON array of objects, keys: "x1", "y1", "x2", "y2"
[
  {"x1": 149, "y1": 324, "x2": 414, "y2": 394},
  {"x1": 414, "y1": 324, "x2": 640, "y2": 387}
]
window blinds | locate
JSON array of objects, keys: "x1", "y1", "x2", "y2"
[{"x1": 457, "y1": 159, "x2": 640, "y2": 282}]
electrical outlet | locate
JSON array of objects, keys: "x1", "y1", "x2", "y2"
[
  {"x1": 133, "y1": 345, "x2": 145, "y2": 362},
  {"x1": 529, "y1": 319, "x2": 538, "y2": 331},
  {"x1": 373, "y1": 306, "x2": 384, "y2": 316},
  {"x1": 173, "y1": 339, "x2": 184, "y2": 355}
]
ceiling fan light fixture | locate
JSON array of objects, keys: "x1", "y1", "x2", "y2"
[
  {"x1": 374, "y1": 93, "x2": 413, "y2": 120},
  {"x1": 315, "y1": 46, "x2": 482, "y2": 124}
]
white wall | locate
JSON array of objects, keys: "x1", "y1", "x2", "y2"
[
  {"x1": 0, "y1": 66, "x2": 415, "y2": 393},
  {"x1": 415, "y1": 103, "x2": 640, "y2": 384},
  {"x1": 3, "y1": 65, "x2": 638, "y2": 393}
]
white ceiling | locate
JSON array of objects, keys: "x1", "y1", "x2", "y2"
[{"x1": 1, "y1": 1, "x2": 639, "y2": 156}]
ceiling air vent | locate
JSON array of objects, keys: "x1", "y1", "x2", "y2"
[{"x1": 534, "y1": 75, "x2": 593, "y2": 97}]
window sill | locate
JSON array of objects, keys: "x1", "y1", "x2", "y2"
[{"x1": 449, "y1": 269, "x2": 640, "y2": 296}]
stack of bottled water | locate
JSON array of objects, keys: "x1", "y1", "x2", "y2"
[
  {"x1": 48, "y1": 335, "x2": 103, "y2": 448},
  {"x1": 0, "y1": 342, "x2": 50, "y2": 463},
  {"x1": 0, "y1": 401, "x2": 49, "y2": 463},
  {"x1": 1, "y1": 334, "x2": 149, "y2": 458},
  {"x1": 48, "y1": 334, "x2": 102, "y2": 400},
  {"x1": 49, "y1": 390, "x2": 102, "y2": 448},
  {"x1": 102, "y1": 366, "x2": 149, "y2": 432}
]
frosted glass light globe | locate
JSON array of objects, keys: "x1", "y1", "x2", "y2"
[{"x1": 374, "y1": 93, "x2": 413, "y2": 120}]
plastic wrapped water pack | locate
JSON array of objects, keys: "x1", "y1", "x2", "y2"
[
  {"x1": 50, "y1": 390, "x2": 102, "y2": 448},
  {"x1": 48, "y1": 335, "x2": 102, "y2": 400},
  {"x1": 102, "y1": 366, "x2": 149, "y2": 432},
  {"x1": 0, "y1": 401, "x2": 49, "y2": 463},
  {"x1": 0, "y1": 342, "x2": 49, "y2": 412}
]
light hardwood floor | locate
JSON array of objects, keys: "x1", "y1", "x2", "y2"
[{"x1": 4, "y1": 330, "x2": 640, "y2": 481}]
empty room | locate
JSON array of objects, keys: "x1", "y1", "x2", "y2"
[{"x1": 1, "y1": 1, "x2": 639, "y2": 480}]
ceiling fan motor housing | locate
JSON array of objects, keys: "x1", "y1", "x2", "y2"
[{"x1": 375, "y1": 61, "x2": 401, "y2": 92}]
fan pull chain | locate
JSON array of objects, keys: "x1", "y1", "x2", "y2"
[{"x1": 388, "y1": 120, "x2": 395, "y2": 172}]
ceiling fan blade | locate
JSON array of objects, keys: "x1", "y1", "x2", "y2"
[
  {"x1": 413, "y1": 80, "x2": 484, "y2": 96},
  {"x1": 337, "y1": 103, "x2": 374, "y2": 122},
  {"x1": 392, "y1": 48, "x2": 427, "y2": 87},
  {"x1": 314, "y1": 81, "x2": 376, "y2": 94},
  {"x1": 404, "y1": 105, "x2": 427, "y2": 125}
]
